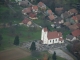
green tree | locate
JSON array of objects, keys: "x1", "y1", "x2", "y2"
[
  {"x1": 13, "y1": 36, "x2": 19, "y2": 45},
  {"x1": 52, "y1": 51, "x2": 57, "y2": 60},
  {"x1": 0, "y1": 35, "x2": 3, "y2": 46},
  {"x1": 30, "y1": 42, "x2": 36, "y2": 51}
]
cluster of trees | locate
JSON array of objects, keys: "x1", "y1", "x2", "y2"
[{"x1": 32, "y1": 0, "x2": 80, "y2": 13}]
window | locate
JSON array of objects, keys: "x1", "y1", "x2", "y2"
[
  {"x1": 53, "y1": 40, "x2": 54, "y2": 43},
  {"x1": 50, "y1": 40, "x2": 51, "y2": 42}
]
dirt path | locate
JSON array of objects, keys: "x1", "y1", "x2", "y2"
[{"x1": 0, "y1": 48, "x2": 30, "y2": 60}]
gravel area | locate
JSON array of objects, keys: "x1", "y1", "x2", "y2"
[
  {"x1": 20, "y1": 40, "x2": 75, "y2": 60},
  {"x1": 48, "y1": 48, "x2": 74, "y2": 60}
]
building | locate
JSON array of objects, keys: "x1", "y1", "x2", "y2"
[
  {"x1": 69, "y1": 24, "x2": 79, "y2": 31},
  {"x1": 46, "y1": 10, "x2": 53, "y2": 16},
  {"x1": 29, "y1": 13, "x2": 38, "y2": 19},
  {"x1": 66, "y1": 34, "x2": 76, "y2": 41},
  {"x1": 68, "y1": 8, "x2": 78, "y2": 16},
  {"x1": 22, "y1": 7, "x2": 32, "y2": 15},
  {"x1": 48, "y1": 15, "x2": 55, "y2": 21},
  {"x1": 41, "y1": 28, "x2": 64, "y2": 44},
  {"x1": 32, "y1": 5, "x2": 38, "y2": 13},
  {"x1": 72, "y1": 29, "x2": 80, "y2": 37},
  {"x1": 21, "y1": 18, "x2": 32, "y2": 27},
  {"x1": 37, "y1": 2, "x2": 46, "y2": 10},
  {"x1": 55, "y1": 7, "x2": 63, "y2": 15}
]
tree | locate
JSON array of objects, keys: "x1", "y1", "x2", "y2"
[
  {"x1": 30, "y1": 42, "x2": 36, "y2": 51},
  {"x1": 0, "y1": 35, "x2": 3, "y2": 46},
  {"x1": 52, "y1": 51, "x2": 57, "y2": 60},
  {"x1": 13, "y1": 36, "x2": 19, "y2": 45}
]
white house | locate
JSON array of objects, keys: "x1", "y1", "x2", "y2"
[{"x1": 41, "y1": 28, "x2": 64, "y2": 44}]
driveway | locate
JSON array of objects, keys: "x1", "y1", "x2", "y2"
[{"x1": 48, "y1": 48, "x2": 74, "y2": 60}]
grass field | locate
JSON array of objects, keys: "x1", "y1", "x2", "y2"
[
  {"x1": 0, "y1": 25, "x2": 41, "y2": 51},
  {"x1": 0, "y1": 48, "x2": 30, "y2": 60}
]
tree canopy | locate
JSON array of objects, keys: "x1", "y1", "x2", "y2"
[
  {"x1": 13, "y1": 36, "x2": 19, "y2": 45},
  {"x1": 30, "y1": 42, "x2": 36, "y2": 51},
  {"x1": 52, "y1": 51, "x2": 57, "y2": 60}
]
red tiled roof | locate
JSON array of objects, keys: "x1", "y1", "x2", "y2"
[
  {"x1": 72, "y1": 29, "x2": 80, "y2": 37},
  {"x1": 32, "y1": 5, "x2": 38, "y2": 10},
  {"x1": 69, "y1": 24, "x2": 79, "y2": 30},
  {"x1": 72, "y1": 16, "x2": 78, "y2": 20},
  {"x1": 47, "y1": 31, "x2": 62, "y2": 40},
  {"x1": 76, "y1": 23, "x2": 80, "y2": 28},
  {"x1": 22, "y1": 18, "x2": 30, "y2": 24},
  {"x1": 29, "y1": 13, "x2": 36, "y2": 18},
  {"x1": 68, "y1": 8, "x2": 78, "y2": 13},
  {"x1": 43, "y1": 28, "x2": 48, "y2": 32},
  {"x1": 64, "y1": 22, "x2": 71, "y2": 26},
  {"x1": 38, "y1": 2, "x2": 44, "y2": 7},
  {"x1": 22, "y1": 7, "x2": 32, "y2": 14},
  {"x1": 76, "y1": 15, "x2": 80, "y2": 20},
  {"x1": 48, "y1": 31, "x2": 58, "y2": 39},
  {"x1": 47, "y1": 10, "x2": 53, "y2": 15},
  {"x1": 48, "y1": 15, "x2": 54, "y2": 20}
]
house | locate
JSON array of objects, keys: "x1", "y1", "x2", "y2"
[
  {"x1": 72, "y1": 29, "x2": 80, "y2": 37},
  {"x1": 71, "y1": 15, "x2": 80, "y2": 23},
  {"x1": 21, "y1": 18, "x2": 32, "y2": 27},
  {"x1": 61, "y1": 11, "x2": 70, "y2": 19},
  {"x1": 68, "y1": 8, "x2": 78, "y2": 16},
  {"x1": 29, "y1": 13, "x2": 38, "y2": 19},
  {"x1": 69, "y1": 24, "x2": 79, "y2": 31},
  {"x1": 41, "y1": 28, "x2": 64, "y2": 44},
  {"x1": 48, "y1": 15, "x2": 55, "y2": 21},
  {"x1": 46, "y1": 10, "x2": 53, "y2": 16},
  {"x1": 66, "y1": 34, "x2": 76, "y2": 41},
  {"x1": 37, "y1": 2, "x2": 46, "y2": 10},
  {"x1": 54, "y1": 17, "x2": 64, "y2": 24},
  {"x1": 22, "y1": 7, "x2": 32, "y2": 15},
  {"x1": 64, "y1": 22, "x2": 71, "y2": 26},
  {"x1": 32, "y1": 5, "x2": 38, "y2": 13},
  {"x1": 18, "y1": 0, "x2": 31, "y2": 6},
  {"x1": 71, "y1": 16, "x2": 78, "y2": 23},
  {"x1": 76, "y1": 15, "x2": 80, "y2": 23},
  {"x1": 76, "y1": 23, "x2": 80, "y2": 28},
  {"x1": 55, "y1": 7, "x2": 63, "y2": 15}
]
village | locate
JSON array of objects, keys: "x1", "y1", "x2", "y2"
[{"x1": 0, "y1": 0, "x2": 80, "y2": 60}]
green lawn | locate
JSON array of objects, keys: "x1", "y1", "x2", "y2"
[
  {"x1": 0, "y1": 4, "x2": 23, "y2": 23},
  {"x1": 33, "y1": 13, "x2": 44, "y2": 25},
  {"x1": 0, "y1": 25, "x2": 41, "y2": 51}
]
